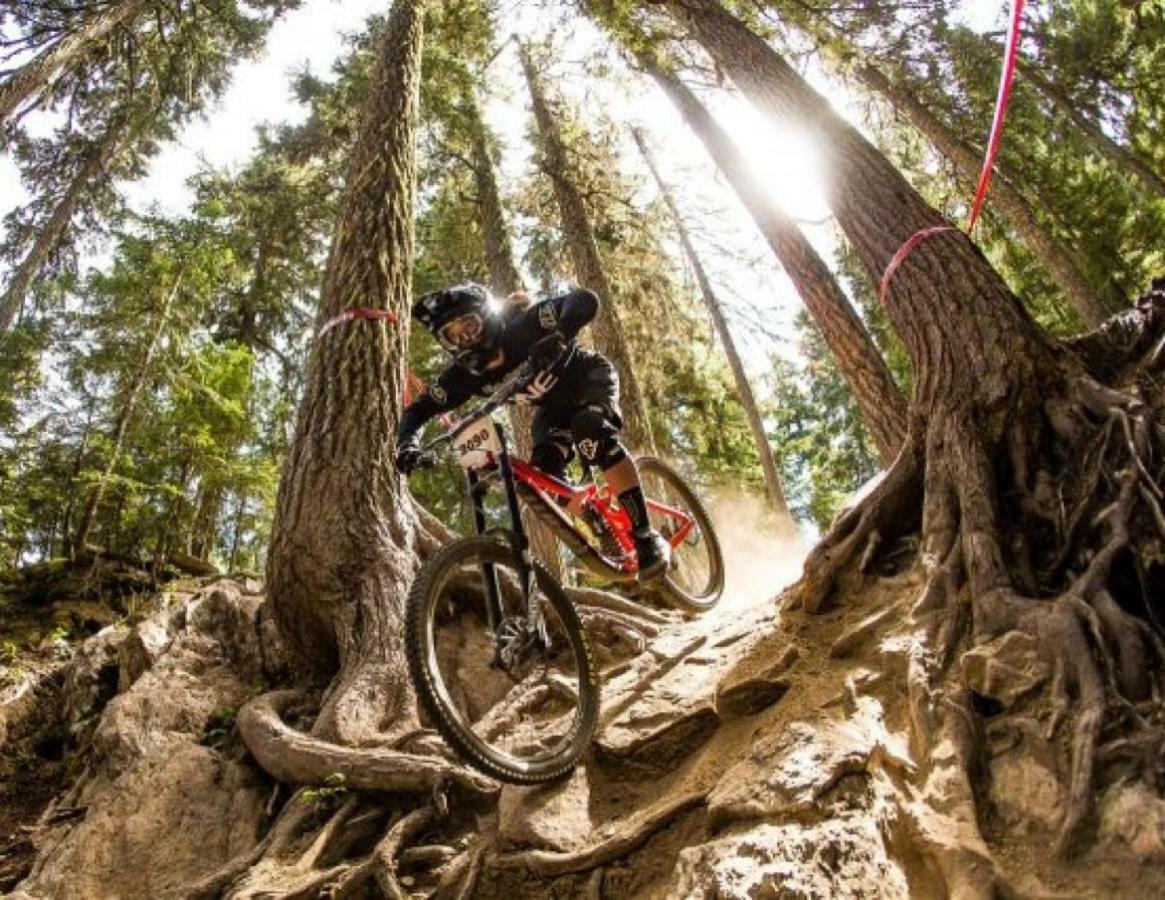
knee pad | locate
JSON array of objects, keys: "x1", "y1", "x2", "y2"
[{"x1": 570, "y1": 405, "x2": 626, "y2": 470}]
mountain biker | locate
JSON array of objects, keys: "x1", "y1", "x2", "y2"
[{"x1": 395, "y1": 282, "x2": 672, "y2": 580}]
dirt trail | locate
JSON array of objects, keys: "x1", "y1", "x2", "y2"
[
  {"x1": 4, "y1": 493, "x2": 1165, "y2": 898},
  {"x1": 476, "y1": 491, "x2": 1165, "y2": 898}
]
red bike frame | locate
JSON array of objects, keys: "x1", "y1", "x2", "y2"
[{"x1": 509, "y1": 457, "x2": 696, "y2": 574}]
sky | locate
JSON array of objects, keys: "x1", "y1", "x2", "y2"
[{"x1": 0, "y1": 0, "x2": 1004, "y2": 371}]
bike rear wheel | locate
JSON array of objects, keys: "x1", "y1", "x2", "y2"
[
  {"x1": 637, "y1": 456, "x2": 725, "y2": 612},
  {"x1": 405, "y1": 535, "x2": 599, "y2": 784}
]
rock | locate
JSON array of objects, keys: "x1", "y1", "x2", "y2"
[
  {"x1": 498, "y1": 766, "x2": 594, "y2": 852},
  {"x1": 0, "y1": 669, "x2": 63, "y2": 773},
  {"x1": 715, "y1": 674, "x2": 788, "y2": 720},
  {"x1": 187, "y1": 587, "x2": 264, "y2": 683},
  {"x1": 60, "y1": 625, "x2": 128, "y2": 735},
  {"x1": 93, "y1": 588, "x2": 262, "y2": 776},
  {"x1": 14, "y1": 583, "x2": 271, "y2": 899},
  {"x1": 987, "y1": 744, "x2": 1063, "y2": 832},
  {"x1": 667, "y1": 818, "x2": 909, "y2": 899},
  {"x1": 960, "y1": 631, "x2": 1048, "y2": 708},
  {"x1": 117, "y1": 615, "x2": 178, "y2": 692},
  {"x1": 830, "y1": 605, "x2": 899, "y2": 659},
  {"x1": 17, "y1": 742, "x2": 265, "y2": 900},
  {"x1": 1098, "y1": 781, "x2": 1165, "y2": 862},
  {"x1": 708, "y1": 699, "x2": 911, "y2": 829},
  {"x1": 597, "y1": 673, "x2": 718, "y2": 773},
  {"x1": 238, "y1": 577, "x2": 264, "y2": 596}
]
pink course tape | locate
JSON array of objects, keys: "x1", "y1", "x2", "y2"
[{"x1": 879, "y1": 0, "x2": 1027, "y2": 303}]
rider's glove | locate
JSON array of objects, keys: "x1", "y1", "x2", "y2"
[
  {"x1": 395, "y1": 440, "x2": 428, "y2": 475},
  {"x1": 529, "y1": 331, "x2": 567, "y2": 373}
]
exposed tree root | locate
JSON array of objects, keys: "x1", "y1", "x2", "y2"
[
  {"x1": 176, "y1": 788, "x2": 318, "y2": 900},
  {"x1": 238, "y1": 690, "x2": 498, "y2": 797},
  {"x1": 434, "y1": 840, "x2": 485, "y2": 900},
  {"x1": 372, "y1": 805, "x2": 436, "y2": 899},
  {"x1": 566, "y1": 585, "x2": 674, "y2": 625},
  {"x1": 490, "y1": 791, "x2": 706, "y2": 876},
  {"x1": 795, "y1": 299, "x2": 1165, "y2": 879}
]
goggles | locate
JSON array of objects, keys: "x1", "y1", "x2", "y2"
[{"x1": 438, "y1": 311, "x2": 485, "y2": 350}]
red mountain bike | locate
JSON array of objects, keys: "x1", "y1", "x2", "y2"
[{"x1": 404, "y1": 361, "x2": 724, "y2": 783}]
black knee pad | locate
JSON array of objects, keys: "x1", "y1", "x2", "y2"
[{"x1": 570, "y1": 405, "x2": 626, "y2": 470}]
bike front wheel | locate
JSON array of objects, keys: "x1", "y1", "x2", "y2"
[{"x1": 405, "y1": 535, "x2": 599, "y2": 784}]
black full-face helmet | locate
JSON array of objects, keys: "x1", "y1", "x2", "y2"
[{"x1": 412, "y1": 283, "x2": 503, "y2": 373}]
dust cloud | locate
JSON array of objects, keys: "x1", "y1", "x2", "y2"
[{"x1": 704, "y1": 485, "x2": 807, "y2": 613}]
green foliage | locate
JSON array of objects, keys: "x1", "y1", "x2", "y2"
[
  {"x1": 4, "y1": 0, "x2": 1161, "y2": 583},
  {"x1": 200, "y1": 705, "x2": 237, "y2": 748},
  {"x1": 300, "y1": 772, "x2": 350, "y2": 808}
]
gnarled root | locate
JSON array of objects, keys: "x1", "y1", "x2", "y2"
[
  {"x1": 238, "y1": 690, "x2": 497, "y2": 797},
  {"x1": 799, "y1": 325, "x2": 1165, "y2": 875},
  {"x1": 490, "y1": 791, "x2": 705, "y2": 876}
]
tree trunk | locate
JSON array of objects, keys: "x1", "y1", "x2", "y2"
[
  {"x1": 1015, "y1": 56, "x2": 1165, "y2": 202},
  {"x1": 465, "y1": 87, "x2": 524, "y2": 299},
  {"x1": 518, "y1": 41, "x2": 656, "y2": 455},
  {"x1": 60, "y1": 405, "x2": 96, "y2": 556},
  {"x1": 1, "y1": 122, "x2": 122, "y2": 332},
  {"x1": 264, "y1": 0, "x2": 427, "y2": 745},
  {"x1": 464, "y1": 82, "x2": 563, "y2": 576},
  {"x1": 188, "y1": 482, "x2": 222, "y2": 561},
  {"x1": 72, "y1": 273, "x2": 180, "y2": 556},
  {"x1": 635, "y1": 51, "x2": 906, "y2": 464},
  {"x1": 154, "y1": 455, "x2": 193, "y2": 574},
  {"x1": 850, "y1": 62, "x2": 1121, "y2": 328},
  {"x1": 228, "y1": 495, "x2": 246, "y2": 573},
  {"x1": 0, "y1": 0, "x2": 152, "y2": 125},
  {"x1": 632, "y1": 127, "x2": 796, "y2": 528},
  {"x1": 668, "y1": 0, "x2": 1165, "y2": 874}
]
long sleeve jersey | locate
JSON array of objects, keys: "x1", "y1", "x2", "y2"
[{"x1": 397, "y1": 287, "x2": 599, "y2": 446}]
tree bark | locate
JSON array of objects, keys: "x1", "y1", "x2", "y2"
[
  {"x1": 264, "y1": 0, "x2": 427, "y2": 745},
  {"x1": 1, "y1": 122, "x2": 122, "y2": 331},
  {"x1": 632, "y1": 127, "x2": 796, "y2": 527},
  {"x1": 518, "y1": 41, "x2": 656, "y2": 455},
  {"x1": 851, "y1": 62, "x2": 1122, "y2": 328},
  {"x1": 663, "y1": 0, "x2": 1053, "y2": 386},
  {"x1": 463, "y1": 82, "x2": 563, "y2": 576},
  {"x1": 72, "y1": 273, "x2": 180, "y2": 556},
  {"x1": 635, "y1": 52, "x2": 906, "y2": 464},
  {"x1": 667, "y1": 0, "x2": 1165, "y2": 870}
]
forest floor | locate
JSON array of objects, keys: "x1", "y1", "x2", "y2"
[{"x1": 2, "y1": 495, "x2": 1165, "y2": 897}]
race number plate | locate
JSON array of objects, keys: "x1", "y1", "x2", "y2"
[{"x1": 453, "y1": 415, "x2": 502, "y2": 470}]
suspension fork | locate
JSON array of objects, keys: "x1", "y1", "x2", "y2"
[
  {"x1": 496, "y1": 428, "x2": 538, "y2": 625},
  {"x1": 465, "y1": 426, "x2": 538, "y2": 647},
  {"x1": 466, "y1": 467, "x2": 504, "y2": 643}
]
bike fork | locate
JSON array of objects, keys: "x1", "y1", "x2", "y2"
[{"x1": 466, "y1": 468, "x2": 505, "y2": 647}]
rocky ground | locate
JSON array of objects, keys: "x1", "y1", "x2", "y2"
[{"x1": 2, "y1": 515, "x2": 1165, "y2": 898}]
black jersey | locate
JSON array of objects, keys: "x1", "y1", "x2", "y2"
[{"x1": 398, "y1": 288, "x2": 600, "y2": 445}]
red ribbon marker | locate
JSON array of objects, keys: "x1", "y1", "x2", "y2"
[
  {"x1": 879, "y1": 0, "x2": 1026, "y2": 304},
  {"x1": 967, "y1": 0, "x2": 1027, "y2": 232},
  {"x1": 316, "y1": 306, "x2": 455, "y2": 426},
  {"x1": 878, "y1": 225, "x2": 959, "y2": 305},
  {"x1": 316, "y1": 307, "x2": 399, "y2": 338}
]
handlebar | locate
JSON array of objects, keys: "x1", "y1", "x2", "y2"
[{"x1": 421, "y1": 360, "x2": 536, "y2": 453}]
